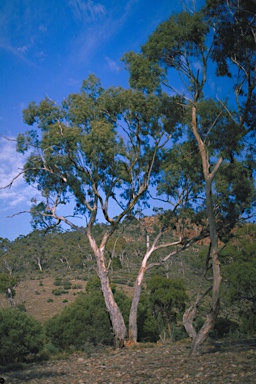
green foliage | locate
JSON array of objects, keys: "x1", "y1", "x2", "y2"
[
  {"x1": 45, "y1": 277, "x2": 131, "y2": 351},
  {"x1": 0, "y1": 308, "x2": 45, "y2": 365},
  {"x1": 138, "y1": 276, "x2": 188, "y2": 342},
  {"x1": 45, "y1": 292, "x2": 112, "y2": 350},
  {"x1": 220, "y1": 225, "x2": 256, "y2": 333},
  {"x1": 147, "y1": 275, "x2": 188, "y2": 322},
  {"x1": 205, "y1": 0, "x2": 256, "y2": 78},
  {"x1": 210, "y1": 317, "x2": 239, "y2": 339},
  {"x1": 111, "y1": 257, "x2": 122, "y2": 271},
  {"x1": 143, "y1": 11, "x2": 208, "y2": 64},
  {"x1": 85, "y1": 275, "x2": 101, "y2": 293},
  {"x1": 17, "y1": 72, "x2": 178, "y2": 236},
  {"x1": 122, "y1": 51, "x2": 164, "y2": 93},
  {"x1": 221, "y1": 224, "x2": 256, "y2": 304},
  {"x1": 47, "y1": 298, "x2": 53, "y2": 303},
  {"x1": 63, "y1": 280, "x2": 72, "y2": 290},
  {"x1": 0, "y1": 273, "x2": 17, "y2": 297},
  {"x1": 52, "y1": 288, "x2": 68, "y2": 296},
  {"x1": 5, "y1": 3, "x2": 256, "y2": 351}
]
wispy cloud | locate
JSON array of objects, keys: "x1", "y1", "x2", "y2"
[
  {"x1": 70, "y1": 0, "x2": 139, "y2": 64},
  {"x1": 0, "y1": 138, "x2": 39, "y2": 211},
  {"x1": 105, "y1": 57, "x2": 120, "y2": 71},
  {"x1": 68, "y1": 0, "x2": 106, "y2": 22},
  {"x1": 0, "y1": 1, "x2": 48, "y2": 64}
]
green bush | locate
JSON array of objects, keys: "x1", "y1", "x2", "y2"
[
  {"x1": 210, "y1": 317, "x2": 239, "y2": 339},
  {"x1": 53, "y1": 278, "x2": 62, "y2": 286},
  {"x1": 52, "y1": 288, "x2": 68, "y2": 296},
  {"x1": 45, "y1": 276, "x2": 131, "y2": 352},
  {"x1": 47, "y1": 298, "x2": 54, "y2": 303},
  {"x1": 137, "y1": 275, "x2": 188, "y2": 343},
  {"x1": 45, "y1": 292, "x2": 113, "y2": 351},
  {"x1": 0, "y1": 308, "x2": 45, "y2": 365},
  {"x1": 63, "y1": 280, "x2": 72, "y2": 290},
  {"x1": 72, "y1": 284, "x2": 82, "y2": 289}
]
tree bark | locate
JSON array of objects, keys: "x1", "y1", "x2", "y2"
[
  {"x1": 88, "y1": 232, "x2": 127, "y2": 348},
  {"x1": 129, "y1": 280, "x2": 142, "y2": 342},
  {"x1": 188, "y1": 105, "x2": 223, "y2": 356},
  {"x1": 129, "y1": 232, "x2": 183, "y2": 343},
  {"x1": 97, "y1": 250, "x2": 127, "y2": 348},
  {"x1": 128, "y1": 232, "x2": 162, "y2": 342},
  {"x1": 190, "y1": 180, "x2": 222, "y2": 355}
]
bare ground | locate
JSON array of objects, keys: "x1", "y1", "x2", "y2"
[
  {"x1": 1, "y1": 279, "x2": 256, "y2": 383},
  {"x1": 1, "y1": 341, "x2": 256, "y2": 383},
  {"x1": 0, "y1": 278, "x2": 87, "y2": 321}
]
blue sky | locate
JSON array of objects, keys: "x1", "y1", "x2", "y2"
[{"x1": 0, "y1": 0, "x2": 208, "y2": 241}]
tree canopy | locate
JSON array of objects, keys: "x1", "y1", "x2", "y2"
[{"x1": 4, "y1": 0, "x2": 256, "y2": 354}]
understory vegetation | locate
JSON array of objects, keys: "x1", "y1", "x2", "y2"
[{"x1": 0, "y1": 222, "x2": 255, "y2": 365}]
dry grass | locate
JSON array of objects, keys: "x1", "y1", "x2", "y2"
[{"x1": 0, "y1": 278, "x2": 87, "y2": 321}]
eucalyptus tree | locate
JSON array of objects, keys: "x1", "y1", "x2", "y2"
[
  {"x1": 12, "y1": 75, "x2": 182, "y2": 347},
  {"x1": 123, "y1": 0, "x2": 255, "y2": 354}
]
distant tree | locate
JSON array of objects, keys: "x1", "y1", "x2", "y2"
[
  {"x1": 0, "y1": 273, "x2": 17, "y2": 306},
  {"x1": 0, "y1": 237, "x2": 28, "y2": 275}
]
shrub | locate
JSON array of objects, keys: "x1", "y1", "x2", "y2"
[
  {"x1": 210, "y1": 317, "x2": 239, "y2": 339},
  {"x1": 137, "y1": 275, "x2": 188, "y2": 343},
  {"x1": 63, "y1": 280, "x2": 72, "y2": 290},
  {"x1": 52, "y1": 288, "x2": 68, "y2": 296},
  {"x1": 45, "y1": 292, "x2": 113, "y2": 351},
  {"x1": 45, "y1": 276, "x2": 131, "y2": 352},
  {"x1": 47, "y1": 298, "x2": 54, "y2": 303},
  {"x1": 0, "y1": 308, "x2": 45, "y2": 365},
  {"x1": 71, "y1": 284, "x2": 82, "y2": 289}
]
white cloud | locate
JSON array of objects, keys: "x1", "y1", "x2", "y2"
[
  {"x1": 105, "y1": 57, "x2": 120, "y2": 72},
  {"x1": 0, "y1": 138, "x2": 40, "y2": 211}
]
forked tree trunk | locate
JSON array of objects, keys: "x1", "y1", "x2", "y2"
[
  {"x1": 88, "y1": 233, "x2": 127, "y2": 348},
  {"x1": 128, "y1": 232, "x2": 162, "y2": 342},
  {"x1": 96, "y1": 250, "x2": 127, "y2": 348},
  {"x1": 129, "y1": 232, "x2": 182, "y2": 343}
]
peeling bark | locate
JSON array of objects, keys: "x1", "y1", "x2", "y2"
[{"x1": 88, "y1": 233, "x2": 127, "y2": 348}]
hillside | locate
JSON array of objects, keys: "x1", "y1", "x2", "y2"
[{"x1": 0, "y1": 222, "x2": 255, "y2": 342}]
